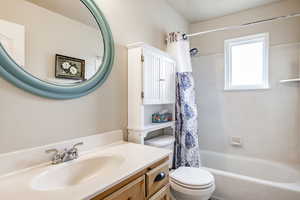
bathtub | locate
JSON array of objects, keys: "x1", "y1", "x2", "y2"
[{"x1": 200, "y1": 151, "x2": 300, "y2": 200}]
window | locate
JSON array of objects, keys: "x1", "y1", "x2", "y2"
[{"x1": 224, "y1": 33, "x2": 269, "y2": 90}]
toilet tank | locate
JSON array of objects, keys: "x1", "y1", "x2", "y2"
[{"x1": 144, "y1": 135, "x2": 175, "y2": 167}]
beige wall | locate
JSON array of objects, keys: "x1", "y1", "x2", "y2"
[
  {"x1": 0, "y1": 0, "x2": 188, "y2": 153},
  {"x1": 191, "y1": 0, "x2": 300, "y2": 164}
]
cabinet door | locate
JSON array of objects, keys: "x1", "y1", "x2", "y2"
[
  {"x1": 101, "y1": 176, "x2": 145, "y2": 200},
  {"x1": 148, "y1": 185, "x2": 171, "y2": 200},
  {"x1": 143, "y1": 49, "x2": 161, "y2": 105},
  {"x1": 159, "y1": 58, "x2": 176, "y2": 104}
]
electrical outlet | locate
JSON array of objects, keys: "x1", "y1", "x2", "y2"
[{"x1": 230, "y1": 136, "x2": 243, "y2": 147}]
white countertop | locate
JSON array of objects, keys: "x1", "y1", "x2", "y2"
[{"x1": 0, "y1": 142, "x2": 170, "y2": 200}]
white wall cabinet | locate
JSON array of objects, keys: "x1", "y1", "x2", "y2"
[
  {"x1": 127, "y1": 43, "x2": 176, "y2": 144},
  {"x1": 143, "y1": 47, "x2": 176, "y2": 105}
]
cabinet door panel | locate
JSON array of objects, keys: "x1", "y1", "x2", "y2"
[
  {"x1": 143, "y1": 49, "x2": 160, "y2": 104},
  {"x1": 101, "y1": 176, "x2": 145, "y2": 200},
  {"x1": 148, "y1": 185, "x2": 171, "y2": 200},
  {"x1": 160, "y1": 58, "x2": 175, "y2": 104},
  {"x1": 159, "y1": 59, "x2": 167, "y2": 104}
]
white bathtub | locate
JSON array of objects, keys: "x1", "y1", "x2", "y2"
[{"x1": 200, "y1": 151, "x2": 300, "y2": 200}]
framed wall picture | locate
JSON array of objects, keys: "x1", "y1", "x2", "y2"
[{"x1": 55, "y1": 54, "x2": 85, "y2": 80}]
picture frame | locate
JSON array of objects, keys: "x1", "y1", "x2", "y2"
[{"x1": 55, "y1": 54, "x2": 85, "y2": 80}]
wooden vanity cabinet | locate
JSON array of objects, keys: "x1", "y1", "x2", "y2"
[{"x1": 91, "y1": 157, "x2": 170, "y2": 200}]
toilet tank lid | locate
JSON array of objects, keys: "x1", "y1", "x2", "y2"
[{"x1": 145, "y1": 135, "x2": 175, "y2": 147}]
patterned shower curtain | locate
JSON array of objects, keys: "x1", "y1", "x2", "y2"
[
  {"x1": 166, "y1": 32, "x2": 201, "y2": 169},
  {"x1": 174, "y1": 72, "x2": 201, "y2": 168}
]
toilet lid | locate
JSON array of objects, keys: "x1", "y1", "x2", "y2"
[
  {"x1": 170, "y1": 178, "x2": 214, "y2": 190},
  {"x1": 170, "y1": 167, "x2": 214, "y2": 187},
  {"x1": 145, "y1": 135, "x2": 175, "y2": 147}
]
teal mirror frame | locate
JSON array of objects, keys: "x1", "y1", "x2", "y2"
[{"x1": 0, "y1": 0, "x2": 114, "y2": 99}]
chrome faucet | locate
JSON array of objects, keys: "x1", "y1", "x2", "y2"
[{"x1": 46, "y1": 142, "x2": 84, "y2": 165}]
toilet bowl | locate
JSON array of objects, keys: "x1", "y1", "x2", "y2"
[
  {"x1": 170, "y1": 167, "x2": 215, "y2": 200},
  {"x1": 144, "y1": 135, "x2": 215, "y2": 200}
]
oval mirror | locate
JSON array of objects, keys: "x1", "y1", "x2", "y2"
[{"x1": 0, "y1": 0, "x2": 114, "y2": 99}]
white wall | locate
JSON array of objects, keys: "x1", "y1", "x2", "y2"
[
  {"x1": 0, "y1": 0, "x2": 188, "y2": 153},
  {"x1": 190, "y1": 0, "x2": 300, "y2": 55},
  {"x1": 190, "y1": 0, "x2": 300, "y2": 164}
]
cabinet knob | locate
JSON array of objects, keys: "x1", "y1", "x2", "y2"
[{"x1": 154, "y1": 172, "x2": 166, "y2": 182}]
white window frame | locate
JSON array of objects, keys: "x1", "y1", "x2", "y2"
[{"x1": 224, "y1": 33, "x2": 270, "y2": 91}]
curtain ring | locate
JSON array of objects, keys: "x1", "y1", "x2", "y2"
[{"x1": 182, "y1": 34, "x2": 188, "y2": 40}]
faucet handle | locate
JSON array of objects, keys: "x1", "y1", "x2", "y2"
[
  {"x1": 45, "y1": 148, "x2": 62, "y2": 164},
  {"x1": 72, "y1": 142, "x2": 84, "y2": 149},
  {"x1": 45, "y1": 148, "x2": 59, "y2": 154},
  {"x1": 68, "y1": 142, "x2": 83, "y2": 160}
]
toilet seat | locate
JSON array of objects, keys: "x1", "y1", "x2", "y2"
[
  {"x1": 170, "y1": 178, "x2": 214, "y2": 190},
  {"x1": 170, "y1": 167, "x2": 215, "y2": 199},
  {"x1": 170, "y1": 167, "x2": 215, "y2": 188}
]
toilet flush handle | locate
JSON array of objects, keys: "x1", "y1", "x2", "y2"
[{"x1": 154, "y1": 172, "x2": 166, "y2": 182}]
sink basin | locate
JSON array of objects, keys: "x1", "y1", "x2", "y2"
[{"x1": 31, "y1": 155, "x2": 125, "y2": 191}]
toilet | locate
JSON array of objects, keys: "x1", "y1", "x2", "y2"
[
  {"x1": 145, "y1": 135, "x2": 215, "y2": 200},
  {"x1": 170, "y1": 167, "x2": 215, "y2": 200}
]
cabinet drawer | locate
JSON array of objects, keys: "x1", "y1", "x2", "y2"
[
  {"x1": 148, "y1": 184, "x2": 171, "y2": 200},
  {"x1": 101, "y1": 176, "x2": 145, "y2": 200},
  {"x1": 146, "y1": 162, "x2": 169, "y2": 198}
]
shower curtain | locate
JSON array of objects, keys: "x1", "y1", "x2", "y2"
[{"x1": 167, "y1": 32, "x2": 201, "y2": 168}]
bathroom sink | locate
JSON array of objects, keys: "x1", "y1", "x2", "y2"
[{"x1": 31, "y1": 155, "x2": 125, "y2": 191}]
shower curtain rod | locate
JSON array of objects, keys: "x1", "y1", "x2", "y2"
[{"x1": 186, "y1": 12, "x2": 300, "y2": 38}]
